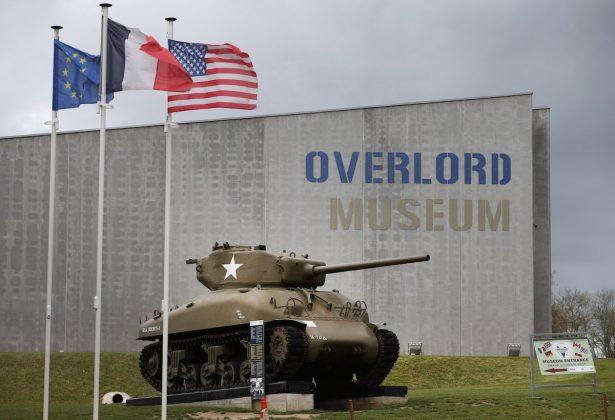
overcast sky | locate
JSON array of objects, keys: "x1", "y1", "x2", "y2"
[{"x1": 1, "y1": 0, "x2": 614, "y2": 292}]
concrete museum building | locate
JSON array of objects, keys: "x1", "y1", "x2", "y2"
[{"x1": 0, "y1": 92, "x2": 551, "y2": 355}]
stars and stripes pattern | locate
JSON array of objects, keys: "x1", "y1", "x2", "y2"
[{"x1": 167, "y1": 41, "x2": 257, "y2": 113}]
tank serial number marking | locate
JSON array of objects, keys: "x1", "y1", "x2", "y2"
[
  {"x1": 309, "y1": 334, "x2": 328, "y2": 341},
  {"x1": 142, "y1": 326, "x2": 160, "y2": 333}
]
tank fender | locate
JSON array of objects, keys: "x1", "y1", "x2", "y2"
[
  {"x1": 137, "y1": 317, "x2": 308, "y2": 341},
  {"x1": 265, "y1": 318, "x2": 308, "y2": 330}
]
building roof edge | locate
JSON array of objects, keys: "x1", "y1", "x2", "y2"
[{"x1": 0, "y1": 92, "x2": 537, "y2": 140}]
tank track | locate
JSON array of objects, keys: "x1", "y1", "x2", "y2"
[
  {"x1": 139, "y1": 324, "x2": 307, "y2": 394},
  {"x1": 355, "y1": 329, "x2": 400, "y2": 387}
]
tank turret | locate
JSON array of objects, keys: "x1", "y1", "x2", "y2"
[{"x1": 186, "y1": 241, "x2": 430, "y2": 290}]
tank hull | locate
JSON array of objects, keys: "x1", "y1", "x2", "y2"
[
  {"x1": 137, "y1": 287, "x2": 397, "y2": 392},
  {"x1": 139, "y1": 287, "x2": 380, "y2": 368}
]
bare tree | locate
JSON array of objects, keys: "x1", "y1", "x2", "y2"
[
  {"x1": 591, "y1": 289, "x2": 615, "y2": 358},
  {"x1": 552, "y1": 288, "x2": 592, "y2": 333},
  {"x1": 552, "y1": 303, "x2": 567, "y2": 333},
  {"x1": 550, "y1": 271, "x2": 568, "y2": 333}
]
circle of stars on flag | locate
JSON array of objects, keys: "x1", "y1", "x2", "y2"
[{"x1": 61, "y1": 51, "x2": 88, "y2": 99}]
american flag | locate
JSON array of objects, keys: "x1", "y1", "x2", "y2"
[{"x1": 167, "y1": 40, "x2": 257, "y2": 113}]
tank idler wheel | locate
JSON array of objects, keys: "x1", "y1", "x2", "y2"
[
  {"x1": 179, "y1": 360, "x2": 201, "y2": 390},
  {"x1": 200, "y1": 363, "x2": 218, "y2": 388},
  {"x1": 239, "y1": 360, "x2": 251, "y2": 384},
  {"x1": 139, "y1": 342, "x2": 163, "y2": 391},
  {"x1": 144, "y1": 349, "x2": 161, "y2": 378}
]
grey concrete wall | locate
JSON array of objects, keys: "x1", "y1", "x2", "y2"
[
  {"x1": 532, "y1": 108, "x2": 552, "y2": 333},
  {"x1": 0, "y1": 134, "x2": 50, "y2": 351},
  {"x1": 0, "y1": 127, "x2": 166, "y2": 351},
  {"x1": 0, "y1": 94, "x2": 544, "y2": 355}
]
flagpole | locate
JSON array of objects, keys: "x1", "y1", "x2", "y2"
[
  {"x1": 161, "y1": 16, "x2": 177, "y2": 420},
  {"x1": 43, "y1": 24, "x2": 62, "y2": 420},
  {"x1": 93, "y1": 4, "x2": 111, "y2": 420}
]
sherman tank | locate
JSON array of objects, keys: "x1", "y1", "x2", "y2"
[{"x1": 137, "y1": 242, "x2": 429, "y2": 394}]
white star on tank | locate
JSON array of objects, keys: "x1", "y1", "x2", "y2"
[{"x1": 222, "y1": 255, "x2": 243, "y2": 280}]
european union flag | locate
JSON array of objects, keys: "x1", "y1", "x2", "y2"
[{"x1": 52, "y1": 40, "x2": 112, "y2": 110}]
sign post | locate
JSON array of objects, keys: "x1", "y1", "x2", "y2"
[{"x1": 530, "y1": 332, "x2": 597, "y2": 398}]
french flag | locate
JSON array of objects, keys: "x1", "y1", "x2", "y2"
[{"x1": 106, "y1": 19, "x2": 193, "y2": 93}]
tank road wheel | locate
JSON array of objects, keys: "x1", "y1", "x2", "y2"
[
  {"x1": 265, "y1": 325, "x2": 308, "y2": 382},
  {"x1": 167, "y1": 366, "x2": 183, "y2": 393},
  {"x1": 163, "y1": 350, "x2": 187, "y2": 393},
  {"x1": 355, "y1": 329, "x2": 400, "y2": 387},
  {"x1": 200, "y1": 363, "x2": 218, "y2": 388},
  {"x1": 179, "y1": 360, "x2": 201, "y2": 390},
  {"x1": 239, "y1": 360, "x2": 251, "y2": 384},
  {"x1": 220, "y1": 361, "x2": 238, "y2": 387}
]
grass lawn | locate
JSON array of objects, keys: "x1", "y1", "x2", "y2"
[{"x1": 0, "y1": 352, "x2": 612, "y2": 419}]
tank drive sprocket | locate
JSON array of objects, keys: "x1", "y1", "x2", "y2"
[{"x1": 265, "y1": 324, "x2": 308, "y2": 382}]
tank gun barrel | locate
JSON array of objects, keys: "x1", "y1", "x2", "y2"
[{"x1": 311, "y1": 254, "x2": 430, "y2": 276}]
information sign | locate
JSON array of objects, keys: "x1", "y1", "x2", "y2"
[
  {"x1": 533, "y1": 338, "x2": 595, "y2": 375},
  {"x1": 250, "y1": 320, "x2": 265, "y2": 400}
]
